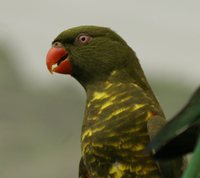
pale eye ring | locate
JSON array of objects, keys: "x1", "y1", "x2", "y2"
[{"x1": 78, "y1": 35, "x2": 91, "y2": 44}]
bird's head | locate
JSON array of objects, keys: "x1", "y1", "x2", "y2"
[{"x1": 46, "y1": 26, "x2": 139, "y2": 87}]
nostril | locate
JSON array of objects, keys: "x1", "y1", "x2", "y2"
[{"x1": 52, "y1": 42, "x2": 63, "y2": 48}]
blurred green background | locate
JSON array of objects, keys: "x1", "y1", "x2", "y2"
[{"x1": 0, "y1": 0, "x2": 199, "y2": 178}]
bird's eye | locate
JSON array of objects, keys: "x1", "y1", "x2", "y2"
[
  {"x1": 77, "y1": 35, "x2": 91, "y2": 44},
  {"x1": 52, "y1": 42, "x2": 63, "y2": 48}
]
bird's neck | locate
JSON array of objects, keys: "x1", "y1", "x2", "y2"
[{"x1": 85, "y1": 69, "x2": 162, "y2": 115}]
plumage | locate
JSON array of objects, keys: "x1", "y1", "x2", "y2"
[
  {"x1": 46, "y1": 26, "x2": 184, "y2": 178},
  {"x1": 149, "y1": 86, "x2": 200, "y2": 158},
  {"x1": 149, "y1": 87, "x2": 200, "y2": 178},
  {"x1": 182, "y1": 137, "x2": 200, "y2": 178}
]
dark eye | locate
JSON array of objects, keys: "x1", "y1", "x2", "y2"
[
  {"x1": 52, "y1": 42, "x2": 63, "y2": 48},
  {"x1": 77, "y1": 35, "x2": 91, "y2": 44}
]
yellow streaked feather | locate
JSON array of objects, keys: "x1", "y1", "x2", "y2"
[
  {"x1": 105, "y1": 81, "x2": 113, "y2": 89},
  {"x1": 81, "y1": 129, "x2": 92, "y2": 141},
  {"x1": 88, "y1": 91, "x2": 110, "y2": 108},
  {"x1": 132, "y1": 143, "x2": 145, "y2": 151},
  {"x1": 93, "y1": 91, "x2": 110, "y2": 100},
  {"x1": 130, "y1": 103, "x2": 145, "y2": 112},
  {"x1": 81, "y1": 125, "x2": 105, "y2": 141},
  {"x1": 109, "y1": 162, "x2": 127, "y2": 177},
  {"x1": 146, "y1": 111, "x2": 153, "y2": 120},
  {"x1": 104, "y1": 106, "x2": 131, "y2": 121},
  {"x1": 98, "y1": 101, "x2": 113, "y2": 114},
  {"x1": 111, "y1": 70, "x2": 117, "y2": 76},
  {"x1": 119, "y1": 96, "x2": 132, "y2": 103}
]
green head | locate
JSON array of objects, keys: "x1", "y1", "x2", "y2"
[{"x1": 46, "y1": 25, "x2": 143, "y2": 88}]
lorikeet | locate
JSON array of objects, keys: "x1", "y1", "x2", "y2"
[
  {"x1": 149, "y1": 87, "x2": 200, "y2": 178},
  {"x1": 46, "y1": 26, "x2": 184, "y2": 178}
]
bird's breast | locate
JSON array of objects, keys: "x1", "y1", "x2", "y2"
[{"x1": 81, "y1": 80, "x2": 161, "y2": 177}]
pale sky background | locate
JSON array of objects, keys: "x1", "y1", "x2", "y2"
[
  {"x1": 0, "y1": 0, "x2": 199, "y2": 90},
  {"x1": 0, "y1": 1, "x2": 200, "y2": 177}
]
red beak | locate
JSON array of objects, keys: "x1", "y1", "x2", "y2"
[{"x1": 46, "y1": 47, "x2": 72, "y2": 74}]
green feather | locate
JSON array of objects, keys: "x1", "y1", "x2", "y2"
[
  {"x1": 149, "y1": 86, "x2": 200, "y2": 158},
  {"x1": 50, "y1": 26, "x2": 184, "y2": 178},
  {"x1": 182, "y1": 137, "x2": 200, "y2": 178}
]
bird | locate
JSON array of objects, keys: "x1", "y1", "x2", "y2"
[
  {"x1": 149, "y1": 87, "x2": 200, "y2": 178},
  {"x1": 46, "y1": 25, "x2": 184, "y2": 178}
]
